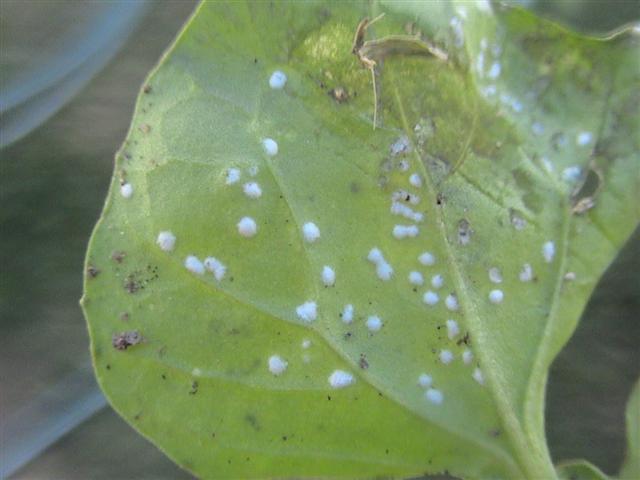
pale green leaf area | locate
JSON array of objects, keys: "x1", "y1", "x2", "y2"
[
  {"x1": 620, "y1": 379, "x2": 640, "y2": 479},
  {"x1": 556, "y1": 459, "x2": 609, "y2": 480},
  {"x1": 82, "y1": 1, "x2": 640, "y2": 478}
]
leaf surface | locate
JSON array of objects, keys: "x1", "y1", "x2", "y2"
[
  {"x1": 82, "y1": 1, "x2": 640, "y2": 478},
  {"x1": 620, "y1": 379, "x2": 640, "y2": 479}
]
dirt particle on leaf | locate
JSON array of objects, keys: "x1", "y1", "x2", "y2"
[
  {"x1": 457, "y1": 219, "x2": 473, "y2": 245},
  {"x1": 111, "y1": 251, "x2": 126, "y2": 263},
  {"x1": 119, "y1": 312, "x2": 130, "y2": 322},
  {"x1": 139, "y1": 123, "x2": 151, "y2": 134},
  {"x1": 189, "y1": 381, "x2": 199, "y2": 395},
  {"x1": 359, "y1": 354, "x2": 369, "y2": 369},
  {"x1": 112, "y1": 330, "x2": 142, "y2": 350},
  {"x1": 124, "y1": 274, "x2": 141, "y2": 293},
  {"x1": 87, "y1": 265, "x2": 100, "y2": 278},
  {"x1": 143, "y1": 84, "x2": 152, "y2": 94},
  {"x1": 329, "y1": 87, "x2": 349, "y2": 103}
]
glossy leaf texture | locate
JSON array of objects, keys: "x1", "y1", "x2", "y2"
[{"x1": 82, "y1": 1, "x2": 640, "y2": 478}]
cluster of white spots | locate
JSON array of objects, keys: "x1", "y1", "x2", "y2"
[
  {"x1": 439, "y1": 350, "x2": 454, "y2": 364},
  {"x1": 409, "y1": 173, "x2": 423, "y2": 188},
  {"x1": 120, "y1": 183, "x2": 133, "y2": 198},
  {"x1": 408, "y1": 271, "x2": 424, "y2": 286},
  {"x1": 543, "y1": 241, "x2": 556, "y2": 263},
  {"x1": 576, "y1": 131, "x2": 593, "y2": 146},
  {"x1": 390, "y1": 135, "x2": 411, "y2": 155},
  {"x1": 446, "y1": 319, "x2": 460, "y2": 340},
  {"x1": 321, "y1": 265, "x2": 336, "y2": 286},
  {"x1": 488, "y1": 267, "x2": 502, "y2": 283},
  {"x1": 531, "y1": 122, "x2": 545, "y2": 136},
  {"x1": 268, "y1": 355, "x2": 288, "y2": 375},
  {"x1": 156, "y1": 231, "x2": 176, "y2": 252},
  {"x1": 391, "y1": 190, "x2": 420, "y2": 205},
  {"x1": 431, "y1": 274, "x2": 444, "y2": 289},
  {"x1": 489, "y1": 289, "x2": 504, "y2": 304},
  {"x1": 562, "y1": 166, "x2": 582, "y2": 183},
  {"x1": 296, "y1": 301, "x2": 317, "y2": 323},
  {"x1": 390, "y1": 202, "x2": 423, "y2": 222},
  {"x1": 366, "y1": 315, "x2": 383, "y2": 332},
  {"x1": 341, "y1": 304, "x2": 354, "y2": 324},
  {"x1": 237, "y1": 216, "x2": 258, "y2": 237},
  {"x1": 301, "y1": 339, "x2": 311, "y2": 349},
  {"x1": 393, "y1": 224, "x2": 419, "y2": 239},
  {"x1": 262, "y1": 138, "x2": 278, "y2": 156},
  {"x1": 472, "y1": 367, "x2": 485, "y2": 385},
  {"x1": 367, "y1": 247, "x2": 393, "y2": 281},
  {"x1": 268, "y1": 70, "x2": 287, "y2": 89},
  {"x1": 419, "y1": 251, "x2": 436, "y2": 266},
  {"x1": 423, "y1": 290, "x2": 439, "y2": 305},
  {"x1": 462, "y1": 349, "x2": 473, "y2": 364},
  {"x1": 243, "y1": 182, "x2": 262, "y2": 199},
  {"x1": 225, "y1": 168, "x2": 241, "y2": 185},
  {"x1": 184, "y1": 255, "x2": 205, "y2": 275},
  {"x1": 519, "y1": 263, "x2": 534, "y2": 282},
  {"x1": 302, "y1": 222, "x2": 320, "y2": 243},
  {"x1": 425, "y1": 388, "x2": 444, "y2": 405},
  {"x1": 328, "y1": 370, "x2": 355, "y2": 389},
  {"x1": 418, "y1": 373, "x2": 433, "y2": 388},
  {"x1": 487, "y1": 62, "x2": 501, "y2": 79},
  {"x1": 449, "y1": 16, "x2": 464, "y2": 48},
  {"x1": 445, "y1": 294, "x2": 459, "y2": 311},
  {"x1": 204, "y1": 257, "x2": 226, "y2": 281}
]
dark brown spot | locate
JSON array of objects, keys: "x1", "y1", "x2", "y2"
[
  {"x1": 143, "y1": 84, "x2": 152, "y2": 94},
  {"x1": 87, "y1": 265, "x2": 100, "y2": 278},
  {"x1": 329, "y1": 87, "x2": 349, "y2": 103},
  {"x1": 359, "y1": 354, "x2": 369, "y2": 369},
  {"x1": 111, "y1": 251, "x2": 126, "y2": 263},
  {"x1": 189, "y1": 381, "x2": 199, "y2": 395}
]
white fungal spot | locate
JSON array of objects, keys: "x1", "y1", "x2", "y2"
[
  {"x1": 156, "y1": 231, "x2": 176, "y2": 252},
  {"x1": 445, "y1": 294, "x2": 459, "y2": 311},
  {"x1": 243, "y1": 182, "x2": 262, "y2": 199},
  {"x1": 120, "y1": 183, "x2": 133, "y2": 198},
  {"x1": 301, "y1": 339, "x2": 311, "y2": 349},
  {"x1": 489, "y1": 289, "x2": 504, "y2": 304},
  {"x1": 302, "y1": 222, "x2": 320, "y2": 243},
  {"x1": 392, "y1": 224, "x2": 419, "y2": 239},
  {"x1": 472, "y1": 367, "x2": 485, "y2": 385},
  {"x1": 446, "y1": 319, "x2": 460, "y2": 340},
  {"x1": 439, "y1": 349, "x2": 454, "y2": 364},
  {"x1": 398, "y1": 159, "x2": 410, "y2": 172},
  {"x1": 366, "y1": 315, "x2": 382, "y2": 332},
  {"x1": 488, "y1": 267, "x2": 502, "y2": 283},
  {"x1": 564, "y1": 272, "x2": 576, "y2": 281},
  {"x1": 269, "y1": 70, "x2": 287, "y2": 89},
  {"x1": 390, "y1": 202, "x2": 423, "y2": 222},
  {"x1": 543, "y1": 241, "x2": 556, "y2": 263},
  {"x1": 449, "y1": 16, "x2": 464, "y2": 48},
  {"x1": 409, "y1": 173, "x2": 423, "y2": 188},
  {"x1": 431, "y1": 274, "x2": 444, "y2": 289},
  {"x1": 481, "y1": 84, "x2": 497, "y2": 97},
  {"x1": 409, "y1": 271, "x2": 424, "y2": 286},
  {"x1": 510, "y1": 210, "x2": 527, "y2": 230},
  {"x1": 237, "y1": 216, "x2": 258, "y2": 237},
  {"x1": 192, "y1": 368, "x2": 202, "y2": 377},
  {"x1": 423, "y1": 290, "x2": 439, "y2": 306},
  {"x1": 268, "y1": 355, "x2": 288, "y2": 375},
  {"x1": 532, "y1": 122, "x2": 545, "y2": 136},
  {"x1": 328, "y1": 370, "x2": 355, "y2": 389},
  {"x1": 418, "y1": 373, "x2": 433, "y2": 388},
  {"x1": 541, "y1": 156, "x2": 554, "y2": 173},
  {"x1": 519, "y1": 263, "x2": 534, "y2": 282},
  {"x1": 487, "y1": 62, "x2": 501, "y2": 79},
  {"x1": 204, "y1": 257, "x2": 226, "y2": 281},
  {"x1": 419, "y1": 252, "x2": 436, "y2": 266},
  {"x1": 296, "y1": 301, "x2": 317, "y2": 323},
  {"x1": 425, "y1": 388, "x2": 444, "y2": 405},
  {"x1": 341, "y1": 304, "x2": 354, "y2": 324},
  {"x1": 225, "y1": 168, "x2": 241, "y2": 185},
  {"x1": 576, "y1": 131, "x2": 593, "y2": 146},
  {"x1": 462, "y1": 349, "x2": 473, "y2": 365},
  {"x1": 262, "y1": 138, "x2": 278, "y2": 156},
  {"x1": 562, "y1": 166, "x2": 582, "y2": 183},
  {"x1": 321, "y1": 265, "x2": 336, "y2": 286},
  {"x1": 184, "y1": 255, "x2": 205, "y2": 275},
  {"x1": 476, "y1": 0, "x2": 491, "y2": 12},
  {"x1": 390, "y1": 135, "x2": 411, "y2": 155},
  {"x1": 368, "y1": 247, "x2": 393, "y2": 281}
]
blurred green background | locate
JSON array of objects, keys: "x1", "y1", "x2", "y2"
[{"x1": 0, "y1": 1, "x2": 638, "y2": 478}]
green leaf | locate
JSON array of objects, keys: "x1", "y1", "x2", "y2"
[
  {"x1": 82, "y1": 1, "x2": 640, "y2": 478},
  {"x1": 556, "y1": 460, "x2": 609, "y2": 480},
  {"x1": 620, "y1": 379, "x2": 640, "y2": 479}
]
